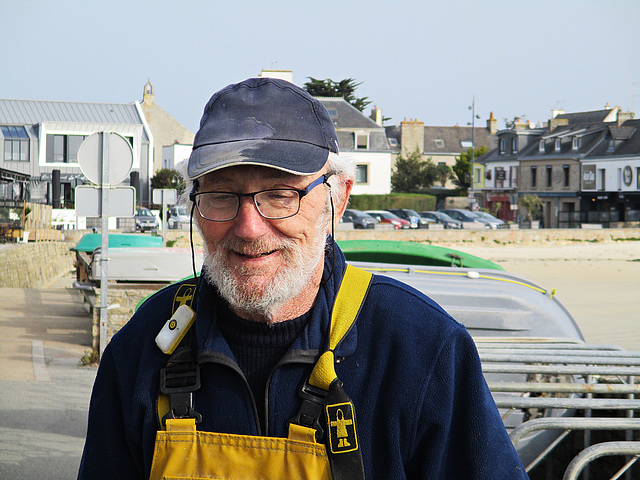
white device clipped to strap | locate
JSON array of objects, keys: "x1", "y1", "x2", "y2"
[{"x1": 155, "y1": 305, "x2": 196, "y2": 355}]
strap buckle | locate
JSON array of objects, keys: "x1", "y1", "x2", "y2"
[
  {"x1": 289, "y1": 378, "x2": 330, "y2": 442},
  {"x1": 160, "y1": 363, "x2": 202, "y2": 425}
]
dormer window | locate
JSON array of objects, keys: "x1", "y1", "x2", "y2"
[
  {"x1": 511, "y1": 138, "x2": 518, "y2": 154},
  {"x1": 499, "y1": 138, "x2": 505, "y2": 154},
  {"x1": 555, "y1": 138, "x2": 561, "y2": 152},
  {"x1": 355, "y1": 133, "x2": 368, "y2": 150},
  {"x1": 539, "y1": 139, "x2": 545, "y2": 152},
  {"x1": 572, "y1": 137, "x2": 579, "y2": 150}
]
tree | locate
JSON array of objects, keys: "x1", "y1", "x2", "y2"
[
  {"x1": 391, "y1": 149, "x2": 438, "y2": 192},
  {"x1": 434, "y1": 163, "x2": 454, "y2": 187},
  {"x1": 518, "y1": 194, "x2": 542, "y2": 221},
  {"x1": 151, "y1": 168, "x2": 185, "y2": 195},
  {"x1": 453, "y1": 146, "x2": 487, "y2": 189},
  {"x1": 304, "y1": 77, "x2": 371, "y2": 112}
]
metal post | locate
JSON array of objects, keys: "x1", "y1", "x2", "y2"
[
  {"x1": 471, "y1": 96, "x2": 476, "y2": 197},
  {"x1": 99, "y1": 132, "x2": 110, "y2": 359},
  {"x1": 162, "y1": 192, "x2": 167, "y2": 248}
]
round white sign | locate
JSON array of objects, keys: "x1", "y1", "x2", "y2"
[{"x1": 77, "y1": 132, "x2": 134, "y2": 186}]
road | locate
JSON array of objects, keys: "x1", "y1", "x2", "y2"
[{"x1": 0, "y1": 276, "x2": 96, "y2": 480}]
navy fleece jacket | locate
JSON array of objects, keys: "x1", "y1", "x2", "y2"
[{"x1": 78, "y1": 243, "x2": 528, "y2": 479}]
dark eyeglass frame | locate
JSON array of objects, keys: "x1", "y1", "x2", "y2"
[{"x1": 189, "y1": 172, "x2": 333, "y2": 222}]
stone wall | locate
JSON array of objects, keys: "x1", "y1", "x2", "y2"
[
  {"x1": 0, "y1": 242, "x2": 75, "y2": 288},
  {"x1": 92, "y1": 284, "x2": 162, "y2": 350}
]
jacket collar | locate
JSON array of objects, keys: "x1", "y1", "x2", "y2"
[{"x1": 193, "y1": 239, "x2": 357, "y2": 361}]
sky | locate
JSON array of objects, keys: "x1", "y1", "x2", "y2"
[{"x1": 2, "y1": 0, "x2": 639, "y2": 134}]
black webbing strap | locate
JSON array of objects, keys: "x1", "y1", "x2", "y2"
[
  {"x1": 290, "y1": 265, "x2": 372, "y2": 480},
  {"x1": 157, "y1": 279, "x2": 202, "y2": 427},
  {"x1": 325, "y1": 379, "x2": 365, "y2": 480}
]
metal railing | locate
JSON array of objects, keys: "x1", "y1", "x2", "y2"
[{"x1": 477, "y1": 339, "x2": 640, "y2": 479}]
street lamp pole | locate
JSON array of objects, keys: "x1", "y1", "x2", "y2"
[
  {"x1": 471, "y1": 97, "x2": 475, "y2": 196},
  {"x1": 468, "y1": 96, "x2": 479, "y2": 209}
]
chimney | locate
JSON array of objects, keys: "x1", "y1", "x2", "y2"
[
  {"x1": 400, "y1": 118, "x2": 425, "y2": 156},
  {"x1": 549, "y1": 117, "x2": 569, "y2": 132},
  {"x1": 258, "y1": 69, "x2": 294, "y2": 83},
  {"x1": 514, "y1": 117, "x2": 529, "y2": 130},
  {"x1": 486, "y1": 112, "x2": 498, "y2": 134},
  {"x1": 618, "y1": 110, "x2": 635, "y2": 126},
  {"x1": 370, "y1": 106, "x2": 383, "y2": 126}
]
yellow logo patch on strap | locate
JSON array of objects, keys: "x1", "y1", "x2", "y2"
[
  {"x1": 326, "y1": 401, "x2": 359, "y2": 454},
  {"x1": 172, "y1": 282, "x2": 196, "y2": 311}
]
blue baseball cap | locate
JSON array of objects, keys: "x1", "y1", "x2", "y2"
[{"x1": 187, "y1": 77, "x2": 339, "y2": 180}]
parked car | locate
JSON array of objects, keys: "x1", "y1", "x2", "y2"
[
  {"x1": 167, "y1": 205, "x2": 190, "y2": 229},
  {"x1": 386, "y1": 208, "x2": 432, "y2": 229},
  {"x1": 341, "y1": 209, "x2": 377, "y2": 229},
  {"x1": 473, "y1": 211, "x2": 507, "y2": 228},
  {"x1": 419, "y1": 211, "x2": 463, "y2": 229},
  {"x1": 440, "y1": 209, "x2": 493, "y2": 229},
  {"x1": 135, "y1": 207, "x2": 159, "y2": 232},
  {"x1": 364, "y1": 210, "x2": 411, "y2": 229}
]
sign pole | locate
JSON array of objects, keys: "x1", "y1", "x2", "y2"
[
  {"x1": 162, "y1": 192, "x2": 168, "y2": 247},
  {"x1": 99, "y1": 132, "x2": 110, "y2": 359}
]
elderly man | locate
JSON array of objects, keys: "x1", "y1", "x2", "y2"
[{"x1": 78, "y1": 78, "x2": 527, "y2": 479}]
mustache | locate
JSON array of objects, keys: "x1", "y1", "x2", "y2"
[{"x1": 217, "y1": 236, "x2": 297, "y2": 258}]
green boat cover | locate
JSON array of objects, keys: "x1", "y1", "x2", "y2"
[
  {"x1": 337, "y1": 240, "x2": 504, "y2": 271},
  {"x1": 71, "y1": 233, "x2": 163, "y2": 252}
]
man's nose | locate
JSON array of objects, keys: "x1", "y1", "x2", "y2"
[{"x1": 232, "y1": 196, "x2": 270, "y2": 240}]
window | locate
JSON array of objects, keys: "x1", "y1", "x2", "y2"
[
  {"x1": 388, "y1": 138, "x2": 398, "y2": 147},
  {"x1": 509, "y1": 166, "x2": 518, "y2": 187},
  {"x1": 499, "y1": 138, "x2": 505, "y2": 154},
  {"x1": 1, "y1": 126, "x2": 30, "y2": 162},
  {"x1": 546, "y1": 165, "x2": 553, "y2": 187},
  {"x1": 355, "y1": 164, "x2": 368, "y2": 184},
  {"x1": 46, "y1": 134, "x2": 87, "y2": 163},
  {"x1": 531, "y1": 166, "x2": 537, "y2": 188},
  {"x1": 597, "y1": 168, "x2": 606, "y2": 191},
  {"x1": 327, "y1": 109, "x2": 338, "y2": 117},
  {"x1": 572, "y1": 137, "x2": 579, "y2": 150},
  {"x1": 539, "y1": 139, "x2": 545, "y2": 152},
  {"x1": 563, "y1": 165, "x2": 570, "y2": 187},
  {"x1": 434, "y1": 139, "x2": 445, "y2": 148},
  {"x1": 355, "y1": 133, "x2": 368, "y2": 150},
  {"x1": 511, "y1": 138, "x2": 517, "y2": 154},
  {"x1": 554, "y1": 139, "x2": 561, "y2": 152}
]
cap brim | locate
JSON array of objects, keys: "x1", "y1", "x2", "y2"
[{"x1": 187, "y1": 139, "x2": 329, "y2": 179}]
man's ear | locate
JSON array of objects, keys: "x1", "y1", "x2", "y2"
[{"x1": 330, "y1": 177, "x2": 354, "y2": 231}]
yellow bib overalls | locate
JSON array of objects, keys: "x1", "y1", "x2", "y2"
[{"x1": 149, "y1": 265, "x2": 372, "y2": 480}]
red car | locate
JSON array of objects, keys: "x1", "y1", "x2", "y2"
[{"x1": 364, "y1": 210, "x2": 411, "y2": 229}]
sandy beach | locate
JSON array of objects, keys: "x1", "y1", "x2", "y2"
[{"x1": 447, "y1": 241, "x2": 640, "y2": 352}]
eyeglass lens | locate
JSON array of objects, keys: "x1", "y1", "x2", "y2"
[{"x1": 196, "y1": 189, "x2": 301, "y2": 221}]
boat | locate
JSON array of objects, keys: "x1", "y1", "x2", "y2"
[
  {"x1": 337, "y1": 239, "x2": 505, "y2": 270},
  {"x1": 71, "y1": 233, "x2": 163, "y2": 252}
]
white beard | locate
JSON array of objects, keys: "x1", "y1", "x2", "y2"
[{"x1": 202, "y1": 216, "x2": 330, "y2": 322}]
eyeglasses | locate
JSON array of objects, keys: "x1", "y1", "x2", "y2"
[{"x1": 190, "y1": 173, "x2": 332, "y2": 222}]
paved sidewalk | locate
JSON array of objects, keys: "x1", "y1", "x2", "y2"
[{"x1": 0, "y1": 274, "x2": 97, "y2": 480}]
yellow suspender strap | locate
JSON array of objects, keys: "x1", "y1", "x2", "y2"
[{"x1": 308, "y1": 265, "x2": 373, "y2": 391}]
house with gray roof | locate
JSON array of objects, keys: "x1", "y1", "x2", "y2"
[
  {"x1": 478, "y1": 106, "x2": 639, "y2": 227},
  {"x1": 0, "y1": 97, "x2": 153, "y2": 209},
  {"x1": 0, "y1": 81, "x2": 194, "y2": 214},
  {"x1": 385, "y1": 115, "x2": 498, "y2": 189},
  {"x1": 317, "y1": 97, "x2": 392, "y2": 194}
]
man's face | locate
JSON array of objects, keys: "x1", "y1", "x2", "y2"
[{"x1": 196, "y1": 165, "x2": 332, "y2": 322}]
